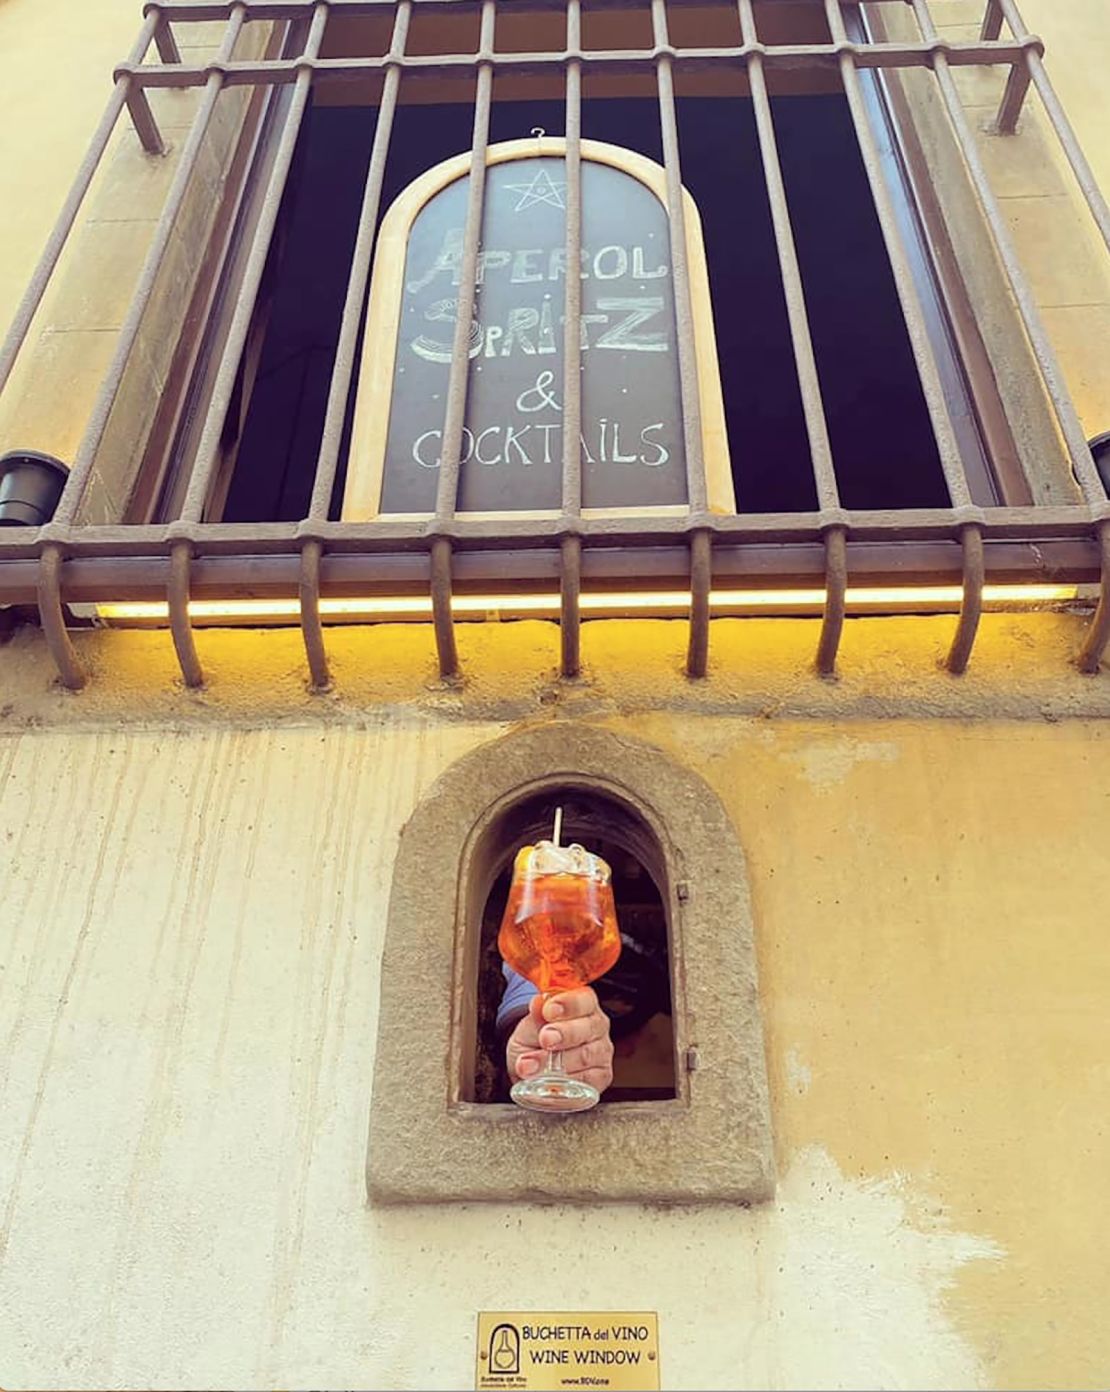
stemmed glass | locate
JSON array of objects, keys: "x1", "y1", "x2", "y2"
[{"x1": 498, "y1": 809, "x2": 621, "y2": 1112}]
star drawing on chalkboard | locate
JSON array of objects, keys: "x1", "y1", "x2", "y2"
[{"x1": 504, "y1": 168, "x2": 566, "y2": 212}]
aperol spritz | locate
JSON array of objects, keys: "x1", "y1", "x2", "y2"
[{"x1": 498, "y1": 835, "x2": 621, "y2": 1112}]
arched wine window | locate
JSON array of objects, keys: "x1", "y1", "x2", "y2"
[{"x1": 471, "y1": 785, "x2": 676, "y2": 1104}]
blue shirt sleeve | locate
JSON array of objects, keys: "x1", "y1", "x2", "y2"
[{"x1": 496, "y1": 961, "x2": 538, "y2": 1034}]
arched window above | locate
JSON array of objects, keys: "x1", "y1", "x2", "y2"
[
  {"x1": 369, "y1": 722, "x2": 773, "y2": 1205},
  {"x1": 343, "y1": 138, "x2": 734, "y2": 520}
]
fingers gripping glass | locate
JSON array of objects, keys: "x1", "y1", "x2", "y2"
[{"x1": 498, "y1": 808, "x2": 621, "y2": 1112}]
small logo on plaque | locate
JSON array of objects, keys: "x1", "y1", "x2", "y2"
[{"x1": 476, "y1": 1312, "x2": 660, "y2": 1391}]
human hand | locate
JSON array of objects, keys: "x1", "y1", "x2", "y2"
[{"x1": 506, "y1": 987, "x2": 614, "y2": 1096}]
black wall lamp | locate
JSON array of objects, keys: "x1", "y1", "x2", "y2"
[{"x1": 0, "y1": 450, "x2": 69, "y2": 527}]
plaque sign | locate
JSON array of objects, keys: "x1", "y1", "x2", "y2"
[
  {"x1": 345, "y1": 139, "x2": 733, "y2": 520},
  {"x1": 476, "y1": 1311, "x2": 661, "y2": 1392}
]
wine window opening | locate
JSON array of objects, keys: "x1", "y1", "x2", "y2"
[{"x1": 471, "y1": 786, "x2": 676, "y2": 1106}]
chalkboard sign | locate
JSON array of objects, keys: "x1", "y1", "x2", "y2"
[
  {"x1": 346, "y1": 140, "x2": 733, "y2": 519},
  {"x1": 382, "y1": 157, "x2": 686, "y2": 514}
]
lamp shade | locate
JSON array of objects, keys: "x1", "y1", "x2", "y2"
[{"x1": 0, "y1": 450, "x2": 69, "y2": 526}]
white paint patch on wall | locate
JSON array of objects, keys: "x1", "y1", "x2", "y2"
[
  {"x1": 780, "y1": 736, "x2": 900, "y2": 791},
  {"x1": 0, "y1": 724, "x2": 1001, "y2": 1391},
  {"x1": 785, "y1": 1045, "x2": 813, "y2": 1095}
]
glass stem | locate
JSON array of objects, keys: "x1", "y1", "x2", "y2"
[{"x1": 547, "y1": 1049, "x2": 566, "y2": 1076}]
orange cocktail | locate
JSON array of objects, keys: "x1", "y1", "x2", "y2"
[{"x1": 498, "y1": 838, "x2": 621, "y2": 1112}]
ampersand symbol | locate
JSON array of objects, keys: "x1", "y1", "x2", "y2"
[{"x1": 515, "y1": 370, "x2": 563, "y2": 414}]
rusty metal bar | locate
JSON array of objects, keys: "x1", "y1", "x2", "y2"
[
  {"x1": 301, "y1": 0, "x2": 411, "y2": 689},
  {"x1": 36, "y1": 544, "x2": 85, "y2": 690},
  {"x1": 115, "y1": 40, "x2": 1031, "y2": 90},
  {"x1": 993, "y1": 0, "x2": 1110, "y2": 255},
  {"x1": 154, "y1": 12, "x2": 183, "y2": 63},
  {"x1": 1077, "y1": 521, "x2": 1110, "y2": 674},
  {"x1": 170, "y1": 2, "x2": 326, "y2": 688},
  {"x1": 54, "y1": 6, "x2": 249, "y2": 530},
  {"x1": 981, "y1": 0, "x2": 1004, "y2": 41},
  {"x1": 560, "y1": 536, "x2": 583, "y2": 678},
  {"x1": 995, "y1": 56, "x2": 1032, "y2": 135},
  {"x1": 168, "y1": 536, "x2": 203, "y2": 685},
  {"x1": 652, "y1": 0, "x2": 714, "y2": 676},
  {"x1": 825, "y1": 0, "x2": 971, "y2": 514},
  {"x1": 0, "y1": 10, "x2": 162, "y2": 398},
  {"x1": 560, "y1": 0, "x2": 584, "y2": 678},
  {"x1": 429, "y1": 0, "x2": 496, "y2": 679},
  {"x1": 687, "y1": 528, "x2": 711, "y2": 678},
  {"x1": 298, "y1": 538, "x2": 329, "y2": 687},
  {"x1": 149, "y1": 0, "x2": 918, "y2": 16},
  {"x1": 179, "y1": 3, "x2": 329, "y2": 526},
  {"x1": 816, "y1": 526, "x2": 847, "y2": 677},
  {"x1": 908, "y1": 0, "x2": 1106, "y2": 506},
  {"x1": 740, "y1": 0, "x2": 849, "y2": 674},
  {"x1": 946, "y1": 523, "x2": 985, "y2": 673},
  {"x1": 127, "y1": 85, "x2": 168, "y2": 156}
]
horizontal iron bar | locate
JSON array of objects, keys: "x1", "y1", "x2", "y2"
[
  {"x1": 0, "y1": 537, "x2": 1097, "y2": 607},
  {"x1": 147, "y1": 0, "x2": 916, "y2": 17},
  {"x1": 116, "y1": 41, "x2": 1034, "y2": 87},
  {"x1": 3, "y1": 507, "x2": 1107, "y2": 560}
]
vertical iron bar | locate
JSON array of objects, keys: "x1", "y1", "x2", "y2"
[
  {"x1": 36, "y1": 545, "x2": 85, "y2": 691},
  {"x1": 739, "y1": 0, "x2": 847, "y2": 674},
  {"x1": 995, "y1": 60, "x2": 1031, "y2": 134},
  {"x1": 154, "y1": 14, "x2": 183, "y2": 64},
  {"x1": 823, "y1": 0, "x2": 970, "y2": 510},
  {"x1": 652, "y1": 0, "x2": 712, "y2": 675},
  {"x1": 54, "y1": 5, "x2": 249, "y2": 529},
  {"x1": 0, "y1": 10, "x2": 162, "y2": 398},
  {"x1": 180, "y1": 2, "x2": 329, "y2": 524},
  {"x1": 946, "y1": 523, "x2": 984, "y2": 674},
  {"x1": 561, "y1": 0, "x2": 584, "y2": 678},
  {"x1": 170, "y1": 1, "x2": 329, "y2": 688},
  {"x1": 980, "y1": 0, "x2": 1004, "y2": 42},
  {"x1": 301, "y1": 0, "x2": 411, "y2": 689},
  {"x1": 429, "y1": 0, "x2": 496, "y2": 679},
  {"x1": 995, "y1": 0, "x2": 1110, "y2": 254},
  {"x1": 127, "y1": 86, "x2": 167, "y2": 157},
  {"x1": 1077, "y1": 521, "x2": 1110, "y2": 674}
]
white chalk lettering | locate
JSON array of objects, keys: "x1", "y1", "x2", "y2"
[{"x1": 594, "y1": 297, "x2": 667, "y2": 352}]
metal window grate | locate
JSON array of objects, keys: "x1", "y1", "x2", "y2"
[{"x1": 1, "y1": 0, "x2": 1108, "y2": 690}]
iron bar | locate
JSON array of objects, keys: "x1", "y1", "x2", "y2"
[
  {"x1": 560, "y1": 0, "x2": 584, "y2": 677},
  {"x1": 993, "y1": 0, "x2": 1110, "y2": 255},
  {"x1": 168, "y1": 537, "x2": 203, "y2": 685},
  {"x1": 429, "y1": 0, "x2": 496, "y2": 678},
  {"x1": 169, "y1": 2, "x2": 327, "y2": 687},
  {"x1": 1077, "y1": 522, "x2": 1110, "y2": 674},
  {"x1": 302, "y1": 0, "x2": 411, "y2": 687},
  {"x1": 740, "y1": 0, "x2": 848, "y2": 674},
  {"x1": 113, "y1": 40, "x2": 1031, "y2": 88},
  {"x1": 154, "y1": 12, "x2": 184, "y2": 63},
  {"x1": 0, "y1": 10, "x2": 162, "y2": 398},
  {"x1": 179, "y1": 3, "x2": 329, "y2": 525},
  {"x1": 825, "y1": 0, "x2": 971, "y2": 512},
  {"x1": 36, "y1": 545, "x2": 85, "y2": 690},
  {"x1": 816, "y1": 525, "x2": 848, "y2": 677},
  {"x1": 946, "y1": 523, "x2": 985, "y2": 673},
  {"x1": 298, "y1": 538, "x2": 329, "y2": 686},
  {"x1": 54, "y1": 6, "x2": 249, "y2": 530},
  {"x1": 127, "y1": 86, "x2": 168, "y2": 156},
  {"x1": 1, "y1": 532, "x2": 1097, "y2": 608},
  {"x1": 652, "y1": 0, "x2": 713, "y2": 675},
  {"x1": 995, "y1": 57, "x2": 1032, "y2": 135},
  {"x1": 981, "y1": 0, "x2": 1004, "y2": 42},
  {"x1": 146, "y1": 0, "x2": 931, "y2": 17}
]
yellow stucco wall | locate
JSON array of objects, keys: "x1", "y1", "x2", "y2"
[{"x1": 0, "y1": 617, "x2": 1109, "y2": 1389}]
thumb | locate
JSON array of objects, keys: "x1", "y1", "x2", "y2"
[{"x1": 527, "y1": 992, "x2": 546, "y2": 1027}]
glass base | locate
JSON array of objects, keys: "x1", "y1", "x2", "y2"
[{"x1": 510, "y1": 1070, "x2": 600, "y2": 1113}]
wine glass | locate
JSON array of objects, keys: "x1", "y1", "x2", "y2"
[{"x1": 498, "y1": 827, "x2": 621, "y2": 1112}]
